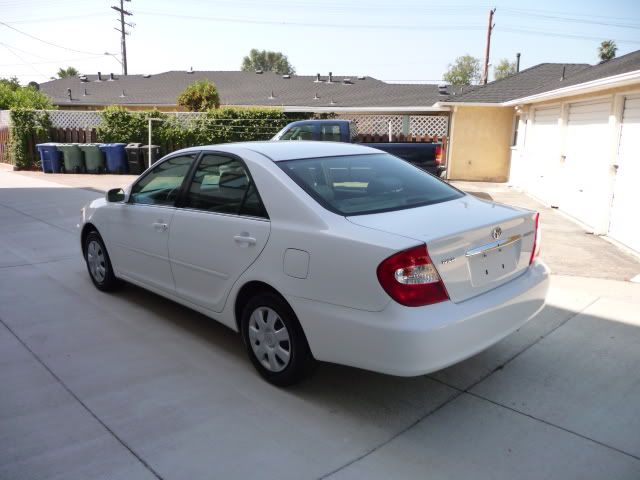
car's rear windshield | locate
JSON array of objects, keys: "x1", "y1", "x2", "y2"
[{"x1": 278, "y1": 153, "x2": 464, "y2": 216}]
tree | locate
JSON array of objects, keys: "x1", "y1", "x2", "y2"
[
  {"x1": 0, "y1": 76, "x2": 21, "y2": 91},
  {"x1": 0, "y1": 81, "x2": 52, "y2": 110},
  {"x1": 443, "y1": 55, "x2": 481, "y2": 86},
  {"x1": 493, "y1": 59, "x2": 517, "y2": 81},
  {"x1": 177, "y1": 79, "x2": 220, "y2": 111},
  {"x1": 598, "y1": 40, "x2": 617, "y2": 62},
  {"x1": 57, "y1": 66, "x2": 79, "y2": 78},
  {"x1": 241, "y1": 49, "x2": 295, "y2": 75}
]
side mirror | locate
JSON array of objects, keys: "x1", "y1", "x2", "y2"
[{"x1": 106, "y1": 188, "x2": 125, "y2": 202}]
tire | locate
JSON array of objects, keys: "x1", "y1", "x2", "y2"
[
  {"x1": 240, "y1": 292, "x2": 315, "y2": 386},
  {"x1": 84, "y1": 230, "x2": 119, "y2": 291}
]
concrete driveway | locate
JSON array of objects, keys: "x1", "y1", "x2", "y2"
[{"x1": 2, "y1": 167, "x2": 640, "y2": 479}]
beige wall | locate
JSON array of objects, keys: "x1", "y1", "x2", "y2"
[{"x1": 447, "y1": 105, "x2": 514, "y2": 182}]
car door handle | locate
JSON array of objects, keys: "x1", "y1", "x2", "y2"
[
  {"x1": 233, "y1": 235, "x2": 257, "y2": 246},
  {"x1": 153, "y1": 222, "x2": 168, "y2": 232}
]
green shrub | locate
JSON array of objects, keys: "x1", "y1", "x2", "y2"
[
  {"x1": 9, "y1": 109, "x2": 51, "y2": 169},
  {"x1": 177, "y1": 80, "x2": 220, "y2": 111},
  {"x1": 96, "y1": 106, "x2": 310, "y2": 155}
]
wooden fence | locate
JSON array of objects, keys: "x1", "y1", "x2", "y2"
[{"x1": 0, "y1": 127, "x2": 448, "y2": 167}]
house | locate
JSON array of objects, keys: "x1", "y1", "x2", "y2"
[
  {"x1": 439, "y1": 50, "x2": 640, "y2": 254},
  {"x1": 36, "y1": 70, "x2": 453, "y2": 139}
]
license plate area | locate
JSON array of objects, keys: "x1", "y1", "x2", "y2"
[{"x1": 467, "y1": 237, "x2": 521, "y2": 287}]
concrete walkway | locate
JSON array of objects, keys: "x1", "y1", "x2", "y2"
[{"x1": 1, "y1": 168, "x2": 639, "y2": 479}]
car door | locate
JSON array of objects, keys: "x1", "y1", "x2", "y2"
[
  {"x1": 168, "y1": 153, "x2": 271, "y2": 313},
  {"x1": 106, "y1": 153, "x2": 197, "y2": 293}
]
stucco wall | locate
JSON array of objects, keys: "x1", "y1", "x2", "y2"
[{"x1": 447, "y1": 106, "x2": 514, "y2": 182}]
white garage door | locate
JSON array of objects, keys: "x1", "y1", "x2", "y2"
[
  {"x1": 526, "y1": 105, "x2": 561, "y2": 205},
  {"x1": 562, "y1": 100, "x2": 611, "y2": 229},
  {"x1": 609, "y1": 95, "x2": 640, "y2": 253}
]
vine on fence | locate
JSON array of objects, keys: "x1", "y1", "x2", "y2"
[
  {"x1": 96, "y1": 106, "x2": 310, "y2": 155},
  {"x1": 9, "y1": 109, "x2": 51, "y2": 170}
]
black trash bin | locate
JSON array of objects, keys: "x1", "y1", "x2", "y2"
[
  {"x1": 142, "y1": 145, "x2": 161, "y2": 167},
  {"x1": 125, "y1": 143, "x2": 145, "y2": 175}
]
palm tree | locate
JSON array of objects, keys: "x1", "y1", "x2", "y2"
[{"x1": 598, "y1": 40, "x2": 617, "y2": 62}]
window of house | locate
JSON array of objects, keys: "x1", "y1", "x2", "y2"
[{"x1": 512, "y1": 114, "x2": 521, "y2": 147}]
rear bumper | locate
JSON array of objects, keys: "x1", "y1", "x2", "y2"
[{"x1": 287, "y1": 260, "x2": 549, "y2": 376}]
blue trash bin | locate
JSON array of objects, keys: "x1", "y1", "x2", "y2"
[
  {"x1": 36, "y1": 143, "x2": 62, "y2": 173},
  {"x1": 99, "y1": 143, "x2": 128, "y2": 174}
]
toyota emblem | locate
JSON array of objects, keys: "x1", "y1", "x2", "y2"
[{"x1": 491, "y1": 227, "x2": 502, "y2": 240}]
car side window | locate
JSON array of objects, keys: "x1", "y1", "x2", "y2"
[
  {"x1": 183, "y1": 154, "x2": 268, "y2": 218},
  {"x1": 129, "y1": 154, "x2": 196, "y2": 206},
  {"x1": 280, "y1": 124, "x2": 314, "y2": 141},
  {"x1": 319, "y1": 124, "x2": 342, "y2": 141}
]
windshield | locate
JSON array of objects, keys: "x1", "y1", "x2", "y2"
[{"x1": 278, "y1": 153, "x2": 464, "y2": 216}]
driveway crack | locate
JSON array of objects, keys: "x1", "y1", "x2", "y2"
[{"x1": 0, "y1": 315, "x2": 165, "y2": 480}]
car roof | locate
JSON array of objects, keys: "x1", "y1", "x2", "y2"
[{"x1": 173, "y1": 141, "x2": 380, "y2": 162}]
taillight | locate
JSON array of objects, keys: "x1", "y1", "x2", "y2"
[
  {"x1": 435, "y1": 144, "x2": 443, "y2": 165},
  {"x1": 529, "y1": 212, "x2": 541, "y2": 265},
  {"x1": 377, "y1": 244, "x2": 449, "y2": 307}
]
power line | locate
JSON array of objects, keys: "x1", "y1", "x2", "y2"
[
  {"x1": 0, "y1": 20, "x2": 105, "y2": 55},
  {"x1": 0, "y1": 42, "x2": 48, "y2": 78},
  {"x1": 500, "y1": 9, "x2": 640, "y2": 30},
  {"x1": 498, "y1": 26, "x2": 640, "y2": 45},
  {"x1": 4, "y1": 12, "x2": 110, "y2": 24},
  {"x1": 136, "y1": 11, "x2": 484, "y2": 31}
]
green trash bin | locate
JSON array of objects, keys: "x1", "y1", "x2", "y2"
[
  {"x1": 57, "y1": 144, "x2": 84, "y2": 173},
  {"x1": 78, "y1": 144, "x2": 105, "y2": 173}
]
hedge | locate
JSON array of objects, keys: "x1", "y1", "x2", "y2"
[
  {"x1": 96, "y1": 106, "x2": 311, "y2": 155},
  {"x1": 8, "y1": 109, "x2": 51, "y2": 170}
]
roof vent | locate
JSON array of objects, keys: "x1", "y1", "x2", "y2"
[
  {"x1": 108, "y1": 73, "x2": 115, "y2": 81},
  {"x1": 96, "y1": 72, "x2": 102, "y2": 82},
  {"x1": 143, "y1": 73, "x2": 151, "y2": 78},
  {"x1": 187, "y1": 66, "x2": 194, "y2": 74},
  {"x1": 342, "y1": 78, "x2": 353, "y2": 85},
  {"x1": 560, "y1": 65, "x2": 566, "y2": 81},
  {"x1": 255, "y1": 69, "x2": 263, "y2": 74},
  {"x1": 67, "y1": 88, "x2": 72, "y2": 101},
  {"x1": 268, "y1": 90, "x2": 275, "y2": 99},
  {"x1": 330, "y1": 98, "x2": 337, "y2": 105},
  {"x1": 357, "y1": 75, "x2": 366, "y2": 80},
  {"x1": 313, "y1": 92, "x2": 320, "y2": 100},
  {"x1": 83, "y1": 88, "x2": 88, "y2": 96},
  {"x1": 438, "y1": 83, "x2": 449, "y2": 95},
  {"x1": 79, "y1": 75, "x2": 88, "y2": 82},
  {"x1": 328, "y1": 72, "x2": 333, "y2": 83},
  {"x1": 314, "y1": 73, "x2": 322, "y2": 83},
  {"x1": 120, "y1": 89, "x2": 126, "y2": 97},
  {"x1": 282, "y1": 74, "x2": 291, "y2": 79}
]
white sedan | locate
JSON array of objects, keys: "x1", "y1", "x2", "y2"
[{"x1": 80, "y1": 141, "x2": 549, "y2": 386}]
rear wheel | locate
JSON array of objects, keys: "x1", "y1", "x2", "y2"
[
  {"x1": 240, "y1": 292, "x2": 315, "y2": 386},
  {"x1": 84, "y1": 231, "x2": 119, "y2": 291}
]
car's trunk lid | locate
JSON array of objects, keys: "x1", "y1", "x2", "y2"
[{"x1": 347, "y1": 195, "x2": 537, "y2": 303}]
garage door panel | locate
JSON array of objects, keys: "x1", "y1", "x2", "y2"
[
  {"x1": 562, "y1": 100, "x2": 611, "y2": 229},
  {"x1": 609, "y1": 96, "x2": 640, "y2": 253},
  {"x1": 526, "y1": 106, "x2": 561, "y2": 204}
]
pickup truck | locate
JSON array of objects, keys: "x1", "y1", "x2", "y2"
[{"x1": 272, "y1": 119, "x2": 446, "y2": 177}]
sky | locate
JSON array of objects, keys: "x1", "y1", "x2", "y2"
[{"x1": 1, "y1": 0, "x2": 640, "y2": 85}]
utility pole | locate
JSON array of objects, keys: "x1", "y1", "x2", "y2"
[
  {"x1": 482, "y1": 7, "x2": 496, "y2": 85},
  {"x1": 112, "y1": 0, "x2": 134, "y2": 75}
]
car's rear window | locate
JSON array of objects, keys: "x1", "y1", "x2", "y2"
[{"x1": 278, "y1": 153, "x2": 464, "y2": 216}]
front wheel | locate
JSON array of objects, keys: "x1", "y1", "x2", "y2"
[
  {"x1": 240, "y1": 292, "x2": 315, "y2": 386},
  {"x1": 84, "y1": 231, "x2": 119, "y2": 291}
]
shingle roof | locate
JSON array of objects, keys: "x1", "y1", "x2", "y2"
[
  {"x1": 39, "y1": 71, "x2": 453, "y2": 109},
  {"x1": 447, "y1": 49, "x2": 640, "y2": 104},
  {"x1": 447, "y1": 63, "x2": 590, "y2": 103}
]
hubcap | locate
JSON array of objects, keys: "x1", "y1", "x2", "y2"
[
  {"x1": 248, "y1": 306, "x2": 291, "y2": 372},
  {"x1": 86, "y1": 240, "x2": 107, "y2": 283}
]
